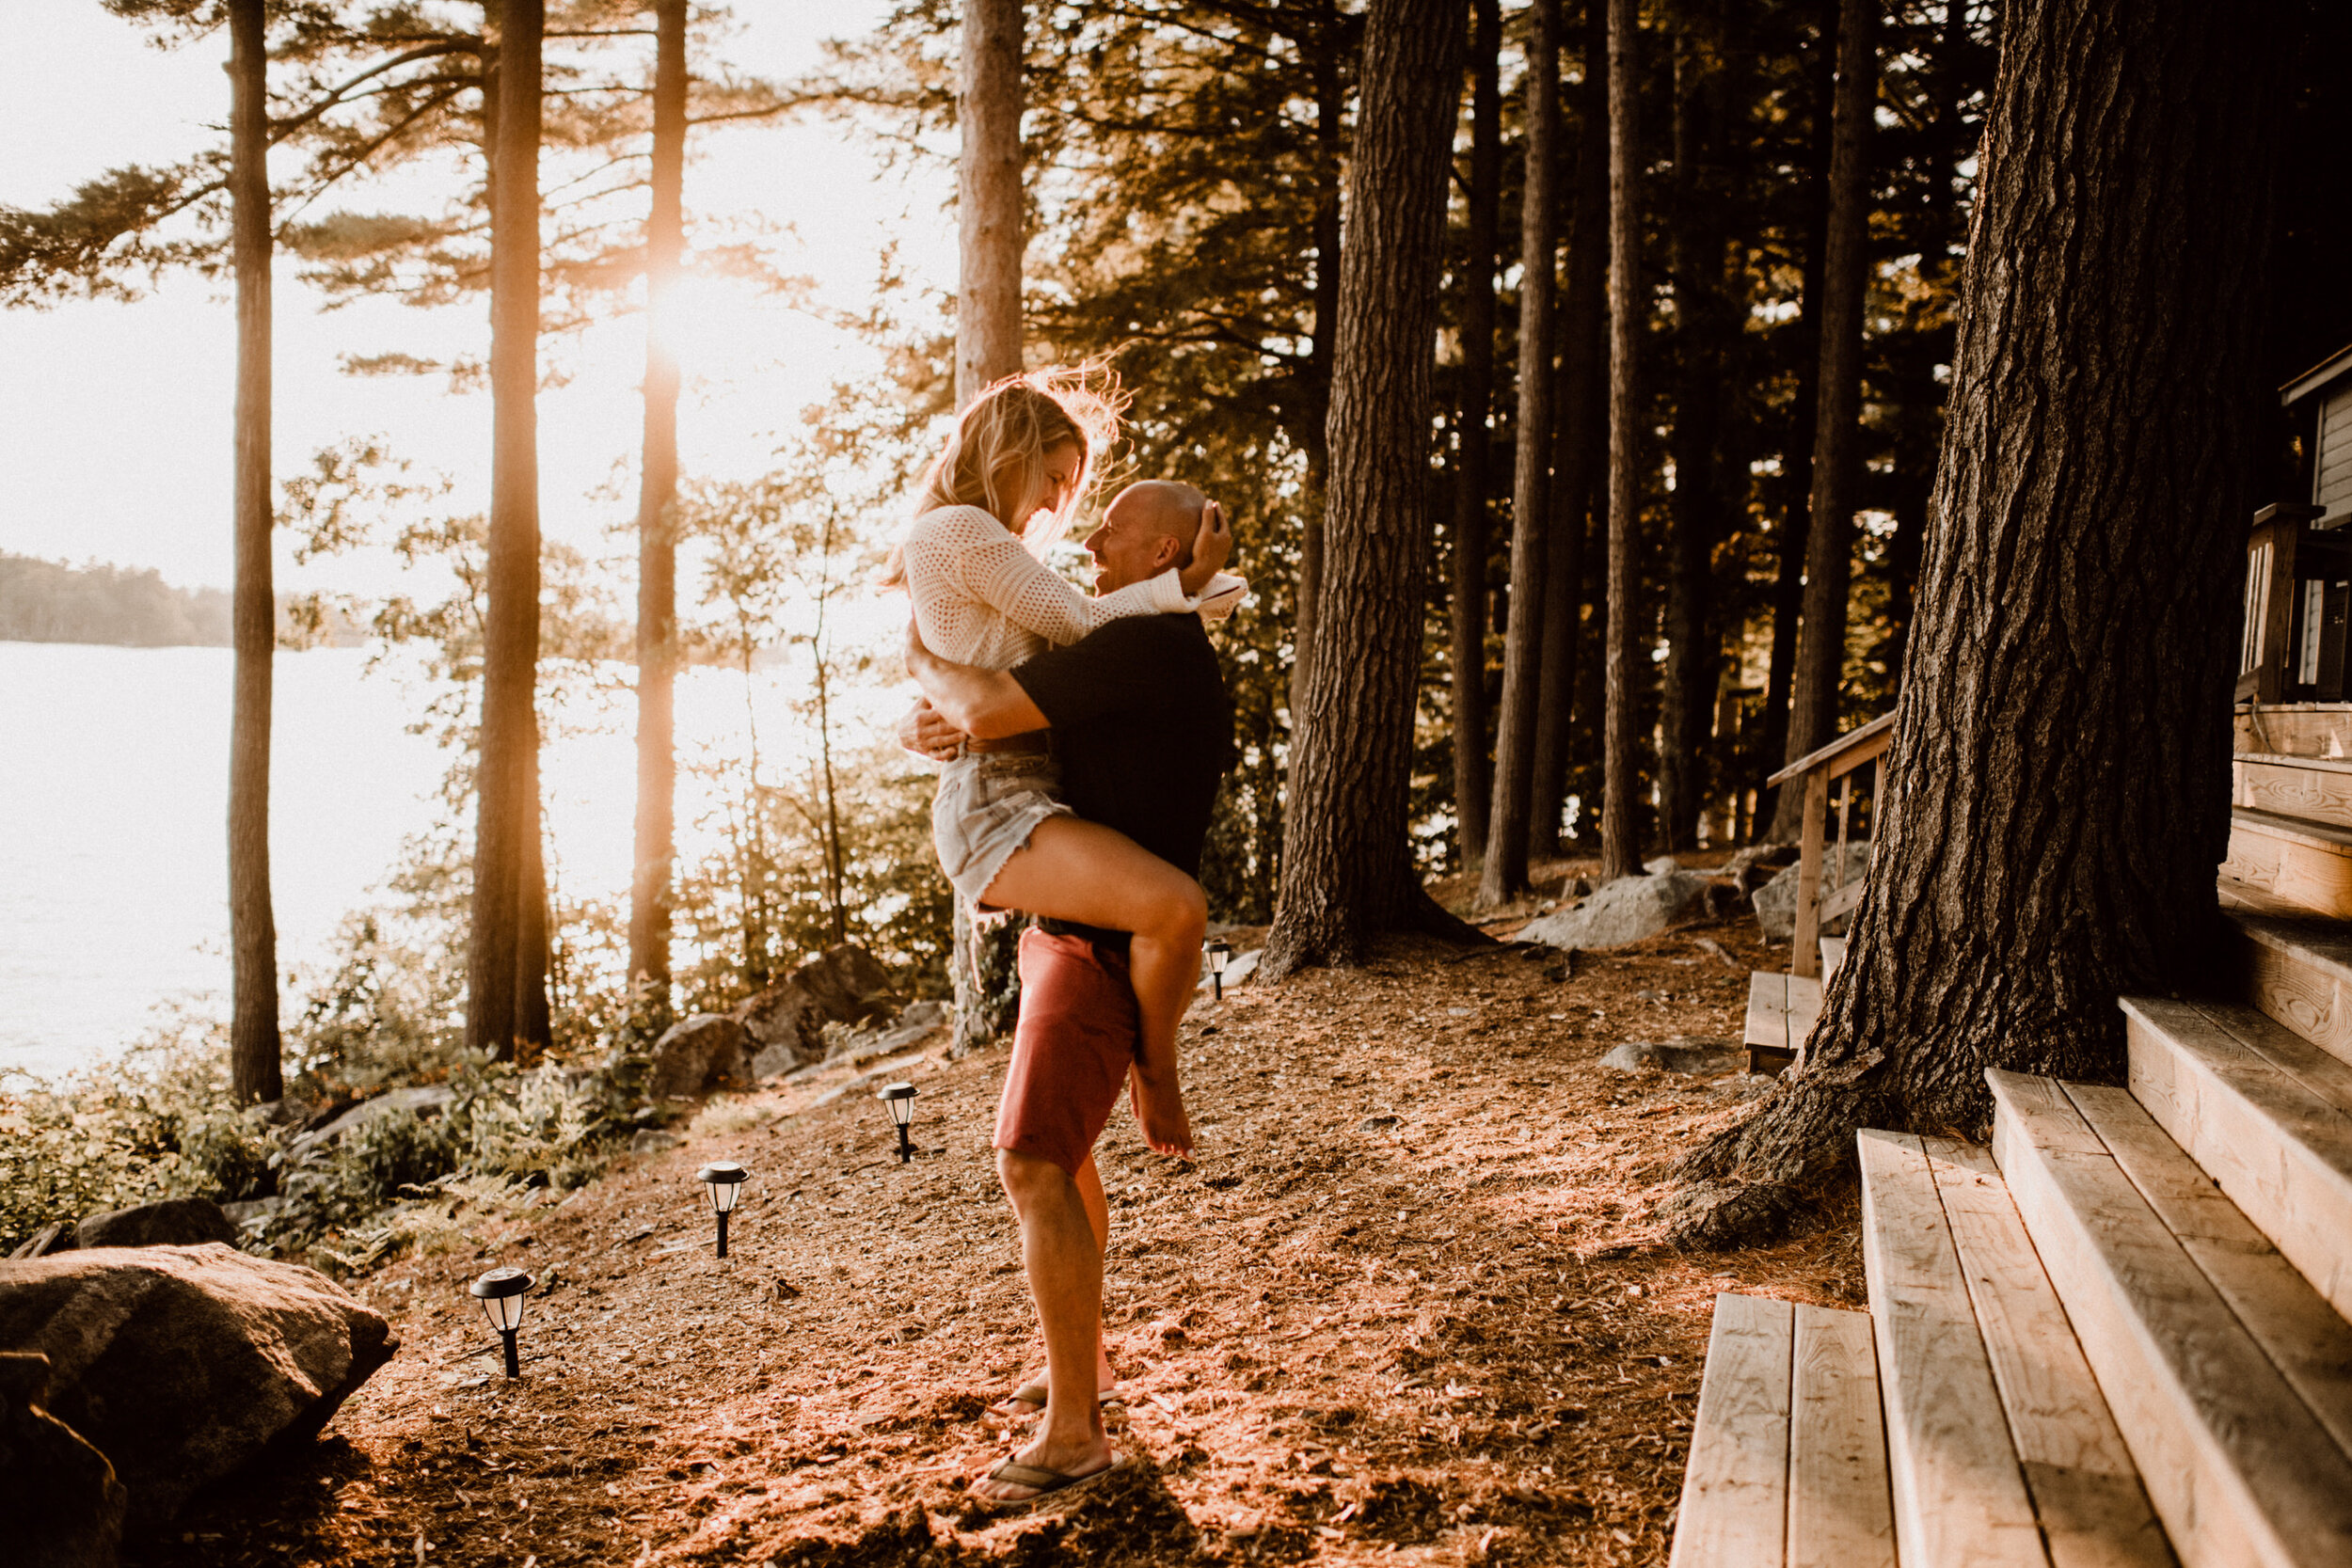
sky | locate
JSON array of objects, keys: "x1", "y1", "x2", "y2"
[{"x1": 0, "y1": 1, "x2": 956, "y2": 596}]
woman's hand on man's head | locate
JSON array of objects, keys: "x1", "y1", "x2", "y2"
[{"x1": 1178, "y1": 500, "x2": 1231, "y2": 598}]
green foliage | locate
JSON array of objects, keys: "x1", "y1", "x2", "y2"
[{"x1": 0, "y1": 553, "x2": 231, "y2": 646}]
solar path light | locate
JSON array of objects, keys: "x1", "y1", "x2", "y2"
[
  {"x1": 697, "y1": 1161, "x2": 748, "y2": 1257},
  {"x1": 1205, "y1": 939, "x2": 1233, "y2": 1002},
  {"x1": 468, "y1": 1266, "x2": 533, "y2": 1378},
  {"x1": 877, "y1": 1081, "x2": 917, "y2": 1164}
]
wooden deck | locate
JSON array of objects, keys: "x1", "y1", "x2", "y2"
[{"x1": 1675, "y1": 722, "x2": 2352, "y2": 1567}]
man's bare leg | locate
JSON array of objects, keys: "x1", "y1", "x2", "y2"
[
  {"x1": 975, "y1": 1149, "x2": 1114, "y2": 1499},
  {"x1": 1002, "y1": 1151, "x2": 1117, "y2": 1410}
]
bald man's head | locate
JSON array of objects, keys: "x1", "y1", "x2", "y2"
[
  {"x1": 1116, "y1": 480, "x2": 1208, "y2": 557},
  {"x1": 1087, "y1": 479, "x2": 1210, "y2": 591}
]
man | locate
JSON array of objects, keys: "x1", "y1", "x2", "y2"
[{"x1": 902, "y1": 479, "x2": 1235, "y2": 1503}]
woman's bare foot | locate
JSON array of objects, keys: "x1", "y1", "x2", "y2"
[
  {"x1": 970, "y1": 1429, "x2": 1117, "y2": 1503},
  {"x1": 1130, "y1": 1073, "x2": 1194, "y2": 1159}
]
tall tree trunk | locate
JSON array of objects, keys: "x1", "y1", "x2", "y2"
[
  {"x1": 1769, "y1": 0, "x2": 1878, "y2": 840},
  {"x1": 1756, "y1": 2, "x2": 1840, "y2": 835},
  {"x1": 951, "y1": 0, "x2": 1027, "y2": 1048},
  {"x1": 1659, "y1": 9, "x2": 1731, "y2": 851},
  {"x1": 516, "y1": 721, "x2": 552, "y2": 1054},
  {"x1": 1477, "y1": 0, "x2": 1561, "y2": 906},
  {"x1": 956, "y1": 0, "x2": 1023, "y2": 405},
  {"x1": 627, "y1": 0, "x2": 687, "y2": 1019},
  {"x1": 466, "y1": 0, "x2": 545, "y2": 1061},
  {"x1": 1665, "y1": 0, "x2": 2287, "y2": 1248},
  {"x1": 1263, "y1": 0, "x2": 1472, "y2": 977},
  {"x1": 1597, "y1": 0, "x2": 1645, "y2": 881},
  {"x1": 1289, "y1": 0, "x2": 1347, "y2": 728},
  {"x1": 1528, "y1": 3, "x2": 1611, "y2": 862},
  {"x1": 226, "y1": 0, "x2": 279, "y2": 1105},
  {"x1": 1451, "y1": 0, "x2": 1503, "y2": 868}
]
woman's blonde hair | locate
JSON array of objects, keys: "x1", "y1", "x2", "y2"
[{"x1": 882, "y1": 366, "x2": 1124, "y2": 590}]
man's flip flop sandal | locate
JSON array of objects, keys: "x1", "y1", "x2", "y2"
[
  {"x1": 1004, "y1": 1381, "x2": 1125, "y2": 1413},
  {"x1": 972, "y1": 1454, "x2": 1124, "y2": 1509}
]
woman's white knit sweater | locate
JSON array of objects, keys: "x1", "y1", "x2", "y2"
[{"x1": 899, "y1": 503, "x2": 1245, "y2": 670}]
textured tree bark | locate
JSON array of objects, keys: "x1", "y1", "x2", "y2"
[
  {"x1": 1659, "y1": 11, "x2": 1732, "y2": 851},
  {"x1": 227, "y1": 0, "x2": 280, "y2": 1105},
  {"x1": 1769, "y1": 0, "x2": 1877, "y2": 842},
  {"x1": 1289, "y1": 0, "x2": 1347, "y2": 732},
  {"x1": 1263, "y1": 0, "x2": 1471, "y2": 977},
  {"x1": 1597, "y1": 0, "x2": 1644, "y2": 881},
  {"x1": 516, "y1": 722, "x2": 552, "y2": 1054},
  {"x1": 1450, "y1": 0, "x2": 1503, "y2": 869},
  {"x1": 628, "y1": 0, "x2": 687, "y2": 1014},
  {"x1": 466, "y1": 0, "x2": 545, "y2": 1060},
  {"x1": 1529, "y1": 7, "x2": 1611, "y2": 863},
  {"x1": 1665, "y1": 0, "x2": 2288, "y2": 1247},
  {"x1": 1756, "y1": 7, "x2": 1839, "y2": 834},
  {"x1": 1478, "y1": 0, "x2": 1561, "y2": 906},
  {"x1": 952, "y1": 0, "x2": 1028, "y2": 1049},
  {"x1": 956, "y1": 0, "x2": 1023, "y2": 405}
]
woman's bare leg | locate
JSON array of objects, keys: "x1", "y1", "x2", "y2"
[{"x1": 979, "y1": 816, "x2": 1204, "y2": 1155}]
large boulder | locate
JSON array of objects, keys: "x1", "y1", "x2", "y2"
[
  {"x1": 729, "y1": 943, "x2": 904, "y2": 1078},
  {"x1": 0, "y1": 1352, "x2": 125, "y2": 1568},
  {"x1": 0, "y1": 1243, "x2": 397, "y2": 1534},
  {"x1": 1751, "y1": 844, "x2": 1872, "y2": 941},
  {"x1": 73, "y1": 1197, "x2": 236, "y2": 1252},
  {"x1": 647, "y1": 1014, "x2": 752, "y2": 1100},
  {"x1": 1518, "y1": 870, "x2": 1724, "y2": 951}
]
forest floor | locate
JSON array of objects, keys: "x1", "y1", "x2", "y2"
[{"x1": 133, "y1": 857, "x2": 1865, "y2": 1568}]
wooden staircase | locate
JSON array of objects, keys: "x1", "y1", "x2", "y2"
[{"x1": 1671, "y1": 715, "x2": 2352, "y2": 1566}]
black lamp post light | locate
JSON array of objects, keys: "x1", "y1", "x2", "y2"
[
  {"x1": 698, "y1": 1161, "x2": 748, "y2": 1257},
  {"x1": 878, "y1": 1081, "x2": 917, "y2": 1164},
  {"x1": 469, "y1": 1266, "x2": 533, "y2": 1378},
  {"x1": 1205, "y1": 939, "x2": 1232, "y2": 1002}
]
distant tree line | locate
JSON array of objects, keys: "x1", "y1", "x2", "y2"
[{"x1": 0, "y1": 554, "x2": 233, "y2": 646}]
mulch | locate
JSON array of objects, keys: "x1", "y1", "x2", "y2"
[{"x1": 129, "y1": 862, "x2": 1861, "y2": 1568}]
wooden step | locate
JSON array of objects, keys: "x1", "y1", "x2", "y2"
[
  {"x1": 1820, "y1": 937, "x2": 1848, "y2": 983},
  {"x1": 1743, "y1": 971, "x2": 1823, "y2": 1075},
  {"x1": 2237, "y1": 704, "x2": 2352, "y2": 762},
  {"x1": 1667, "y1": 1292, "x2": 1895, "y2": 1568},
  {"x1": 2224, "y1": 807, "x2": 2352, "y2": 919},
  {"x1": 1987, "y1": 1069, "x2": 2352, "y2": 1568},
  {"x1": 2222, "y1": 904, "x2": 2352, "y2": 1069},
  {"x1": 2123, "y1": 995, "x2": 2352, "y2": 1321},
  {"x1": 1857, "y1": 1128, "x2": 2170, "y2": 1568},
  {"x1": 2238, "y1": 752, "x2": 2352, "y2": 831}
]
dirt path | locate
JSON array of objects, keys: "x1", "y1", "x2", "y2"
[{"x1": 134, "y1": 893, "x2": 1861, "y2": 1567}]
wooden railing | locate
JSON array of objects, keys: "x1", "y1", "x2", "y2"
[
  {"x1": 1765, "y1": 709, "x2": 1896, "y2": 981},
  {"x1": 2240, "y1": 502, "x2": 2336, "y2": 704}
]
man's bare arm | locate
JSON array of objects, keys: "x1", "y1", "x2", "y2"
[{"x1": 905, "y1": 622, "x2": 1049, "y2": 739}]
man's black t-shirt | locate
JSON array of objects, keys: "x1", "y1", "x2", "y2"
[{"x1": 1009, "y1": 612, "x2": 1234, "y2": 951}]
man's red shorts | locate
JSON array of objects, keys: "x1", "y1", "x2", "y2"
[{"x1": 993, "y1": 927, "x2": 1139, "y2": 1177}]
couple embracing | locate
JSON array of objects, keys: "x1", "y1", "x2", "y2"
[{"x1": 885, "y1": 368, "x2": 1246, "y2": 1504}]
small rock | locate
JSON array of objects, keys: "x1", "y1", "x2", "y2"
[
  {"x1": 1601, "y1": 1039, "x2": 1742, "y2": 1075},
  {"x1": 1517, "y1": 871, "x2": 1723, "y2": 951},
  {"x1": 1634, "y1": 989, "x2": 1666, "y2": 1003},
  {"x1": 628, "y1": 1130, "x2": 680, "y2": 1155},
  {"x1": 217, "y1": 1197, "x2": 282, "y2": 1229},
  {"x1": 1751, "y1": 846, "x2": 1871, "y2": 941},
  {"x1": 73, "y1": 1197, "x2": 236, "y2": 1252},
  {"x1": 648, "y1": 1014, "x2": 752, "y2": 1099},
  {"x1": 1643, "y1": 855, "x2": 1681, "y2": 875},
  {"x1": 1361, "y1": 1115, "x2": 1400, "y2": 1132},
  {"x1": 0, "y1": 1243, "x2": 398, "y2": 1533},
  {"x1": 0, "y1": 1351, "x2": 124, "y2": 1568}
]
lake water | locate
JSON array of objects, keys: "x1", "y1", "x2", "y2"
[{"x1": 0, "y1": 641, "x2": 878, "y2": 1081}]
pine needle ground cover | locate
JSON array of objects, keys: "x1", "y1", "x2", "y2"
[{"x1": 131, "y1": 884, "x2": 1860, "y2": 1568}]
